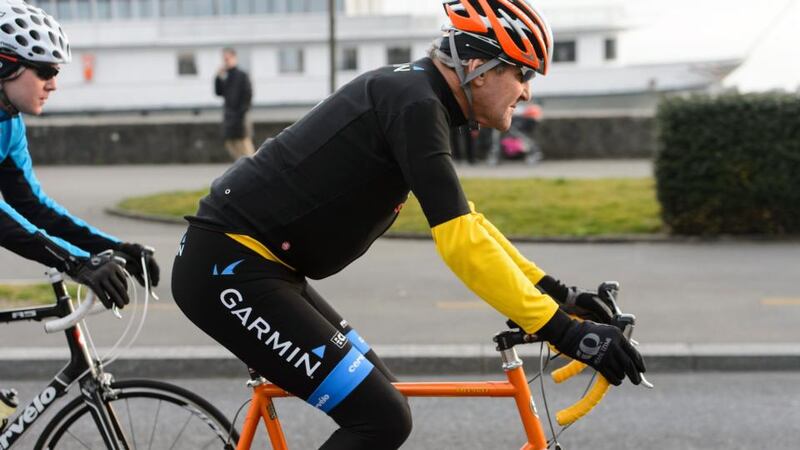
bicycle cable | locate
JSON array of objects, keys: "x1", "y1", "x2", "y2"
[
  {"x1": 96, "y1": 253, "x2": 155, "y2": 366},
  {"x1": 535, "y1": 342, "x2": 564, "y2": 450},
  {"x1": 228, "y1": 398, "x2": 252, "y2": 447},
  {"x1": 69, "y1": 255, "x2": 156, "y2": 385}
]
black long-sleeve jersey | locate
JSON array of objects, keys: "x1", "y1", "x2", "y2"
[
  {"x1": 190, "y1": 57, "x2": 470, "y2": 279},
  {"x1": 0, "y1": 112, "x2": 119, "y2": 272}
]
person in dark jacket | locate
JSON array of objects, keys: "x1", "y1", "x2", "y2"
[{"x1": 215, "y1": 48, "x2": 254, "y2": 159}]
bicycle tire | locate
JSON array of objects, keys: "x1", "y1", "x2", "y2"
[{"x1": 35, "y1": 379, "x2": 239, "y2": 450}]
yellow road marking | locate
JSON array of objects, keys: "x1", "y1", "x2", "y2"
[
  {"x1": 436, "y1": 301, "x2": 489, "y2": 310},
  {"x1": 760, "y1": 298, "x2": 800, "y2": 306}
]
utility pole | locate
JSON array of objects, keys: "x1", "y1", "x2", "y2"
[{"x1": 329, "y1": 0, "x2": 337, "y2": 94}]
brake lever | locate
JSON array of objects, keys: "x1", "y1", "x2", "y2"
[{"x1": 599, "y1": 281, "x2": 653, "y2": 389}]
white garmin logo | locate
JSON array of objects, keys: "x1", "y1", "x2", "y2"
[{"x1": 219, "y1": 289, "x2": 322, "y2": 378}]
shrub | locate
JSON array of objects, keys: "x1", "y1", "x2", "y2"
[{"x1": 655, "y1": 93, "x2": 800, "y2": 235}]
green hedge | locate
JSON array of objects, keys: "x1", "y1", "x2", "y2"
[{"x1": 655, "y1": 93, "x2": 800, "y2": 235}]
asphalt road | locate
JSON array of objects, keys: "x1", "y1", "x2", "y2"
[{"x1": 3, "y1": 371, "x2": 799, "y2": 449}]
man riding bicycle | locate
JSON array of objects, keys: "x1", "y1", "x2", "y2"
[
  {"x1": 0, "y1": 0, "x2": 159, "y2": 315},
  {"x1": 172, "y1": 1, "x2": 645, "y2": 448}
]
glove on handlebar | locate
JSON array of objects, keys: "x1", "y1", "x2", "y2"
[
  {"x1": 537, "y1": 310, "x2": 645, "y2": 386},
  {"x1": 115, "y1": 242, "x2": 160, "y2": 287},
  {"x1": 66, "y1": 253, "x2": 129, "y2": 309},
  {"x1": 537, "y1": 275, "x2": 614, "y2": 324}
]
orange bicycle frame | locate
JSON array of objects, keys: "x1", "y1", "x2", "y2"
[{"x1": 237, "y1": 346, "x2": 549, "y2": 450}]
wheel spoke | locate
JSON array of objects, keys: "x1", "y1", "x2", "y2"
[
  {"x1": 125, "y1": 398, "x2": 138, "y2": 450},
  {"x1": 167, "y1": 414, "x2": 193, "y2": 450},
  {"x1": 147, "y1": 399, "x2": 162, "y2": 450},
  {"x1": 65, "y1": 429, "x2": 93, "y2": 449}
]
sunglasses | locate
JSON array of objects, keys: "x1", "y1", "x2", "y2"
[
  {"x1": 515, "y1": 64, "x2": 536, "y2": 83},
  {"x1": 21, "y1": 61, "x2": 60, "y2": 81}
]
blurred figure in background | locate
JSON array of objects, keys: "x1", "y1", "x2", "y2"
[
  {"x1": 487, "y1": 103, "x2": 544, "y2": 165},
  {"x1": 215, "y1": 47, "x2": 254, "y2": 160},
  {"x1": 449, "y1": 126, "x2": 477, "y2": 164}
]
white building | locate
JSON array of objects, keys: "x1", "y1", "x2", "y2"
[{"x1": 27, "y1": 0, "x2": 739, "y2": 118}]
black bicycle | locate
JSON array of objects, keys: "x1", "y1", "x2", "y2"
[{"x1": 0, "y1": 267, "x2": 239, "y2": 449}]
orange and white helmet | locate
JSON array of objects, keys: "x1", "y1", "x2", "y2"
[{"x1": 441, "y1": 0, "x2": 553, "y2": 76}]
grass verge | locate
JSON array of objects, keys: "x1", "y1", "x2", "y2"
[
  {"x1": 116, "y1": 178, "x2": 662, "y2": 237},
  {"x1": 0, "y1": 283, "x2": 80, "y2": 308}
]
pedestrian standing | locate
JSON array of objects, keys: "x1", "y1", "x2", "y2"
[{"x1": 215, "y1": 48, "x2": 254, "y2": 159}]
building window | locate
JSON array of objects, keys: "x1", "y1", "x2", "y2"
[
  {"x1": 135, "y1": 0, "x2": 154, "y2": 17},
  {"x1": 116, "y1": 0, "x2": 133, "y2": 18},
  {"x1": 177, "y1": 52, "x2": 198, "y2": 76},
  {"x1": 279, "y1": 48, "x2": 304, "y2": 74},
  {"x1": 309, "y1": 0, "x2": 327, "y2": 12},
  {"x1": 604, "y1": 38, "x2": 617, "y2": 61},
  {"x1": 184, "y1": 0, "x2": 216, "y2": 16},
  {"x1": 287, "y1": 0, "x2": 305, "y2": 13},
  {"x1": 161, "y1": 0, "x2": 180, "y2": 16},
  {"x1": 235, "y1": 0, "x2": 253, "y2": 14},
  {"x1": 553, "y1": 41, "x2": 576, "y2": 63},
  {"x1": 387, "y1": 46, "x2": 411, "y2": 65},
  {"x1": 338, "y1": 47, "x2": 357, "y2": 71},
  {"x1": 96, "y1": 0, "x2": 112, "y2": 19},
  {"x1": 56, "y1": 0, "x2": 74, "y2": 20}
]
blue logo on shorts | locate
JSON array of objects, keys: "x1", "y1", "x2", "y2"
[{"x1": 212, "y1": 259, "x2": 244, "y2": 276}]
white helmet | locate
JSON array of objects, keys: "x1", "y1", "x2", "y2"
[{"x1": 0, "y1": 0, "x2": 70, "y2": 64}]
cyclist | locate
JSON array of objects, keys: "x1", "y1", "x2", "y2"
[
  {"x1": 0, "y1": 0, "x2": 160, "y2": 311},
  {"x1": 172, "y1": 1, "x2": 645, "y2": 448}
]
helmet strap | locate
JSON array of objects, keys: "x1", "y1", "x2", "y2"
[{"x1": 448, "y1": 30, "x2": 503, "y2": 130}]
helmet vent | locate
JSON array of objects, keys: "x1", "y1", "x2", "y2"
[{"x1": 0, "y1": 1, "x2": 72, "y2": 64}]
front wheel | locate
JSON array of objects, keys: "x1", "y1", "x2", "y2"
[{"x1": 35, "y1": 379, "x2": 239, "y2": 449}]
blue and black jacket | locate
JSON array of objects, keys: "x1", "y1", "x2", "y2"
[{"x1": 0, "y1": 111, "x2": 119, "y2": 272}]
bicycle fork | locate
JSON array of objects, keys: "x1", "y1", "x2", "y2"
[{"x1": 78, "y1": 372, "x2": 131, "y2": 450}]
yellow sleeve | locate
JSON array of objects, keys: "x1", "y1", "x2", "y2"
[
  {"x1": 431, "y1": 205, "x2": 558, "y2": 334},
  {"x1": 467, "y1": 202, "x2": 547, "y2": 285}
]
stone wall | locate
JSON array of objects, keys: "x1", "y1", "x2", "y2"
[{"x1": 26, "y1": 116, "x2": 654, "y2": 164}]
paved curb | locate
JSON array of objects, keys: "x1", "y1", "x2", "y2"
[
  {"x1": 105, "y1": 208, "x2": 800, "y2": 244},
  {"x1": 2, "y1": 344, "x2": 799, "y2": 380}
]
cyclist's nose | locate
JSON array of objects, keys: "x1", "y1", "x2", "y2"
[
  {"x1": 45, "y1": 77, "x2": 57, "y2": 91},
  {"x1": 520, "y1": 82, "x2": 531, "y2": 102}
]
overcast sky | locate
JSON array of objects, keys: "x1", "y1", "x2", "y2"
[
  {"x1": 622, "y1": 0, "x2": 799, "y2": 92},
  {"x1": 404, "y1": 0, "x2": 799, "y2": 92}
]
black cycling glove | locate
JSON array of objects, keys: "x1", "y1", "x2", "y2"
[
  {"x1": 115, "y1": 242, "x2": 160, "y2": 287},
  {"x1": 66, "y1": 253, "x2": 129, "y2": 309},
  {"x1": 537, "y1": 310, "x2": 645, "y2": 386},
  {"x1": 537, "y1": 275, "x2": 614, "y2": 324}
]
